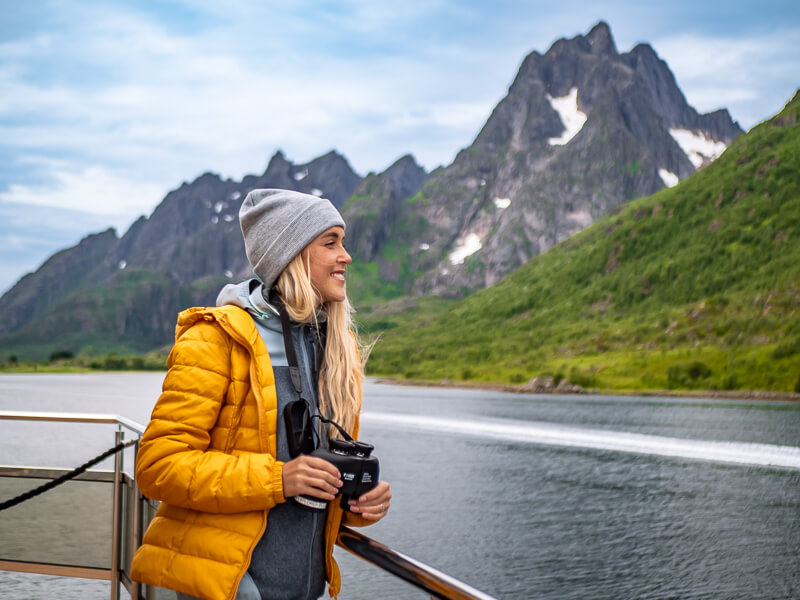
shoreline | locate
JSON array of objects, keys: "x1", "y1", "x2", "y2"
[
  {"x1": 371, "y1": 377, "x2": 800, "y2": 403},
  {"x1": 2, "y1": 370, "x2": 798, "y2": 403}
]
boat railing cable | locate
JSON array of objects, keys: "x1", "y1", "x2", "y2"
[
  {"x1": 0, "y1": 438, "x2": 137, "y2": 511},
  {"x1": 0, "y1": 410, "x2": 499, "y2": 600}
]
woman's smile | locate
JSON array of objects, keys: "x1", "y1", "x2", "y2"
[{"x1": 306, "y1": 226, "x2": 351, "y2": 303}]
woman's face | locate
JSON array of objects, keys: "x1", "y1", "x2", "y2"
[{"x1": 305, "y1": 226, "x2": 352, "y2": 303}]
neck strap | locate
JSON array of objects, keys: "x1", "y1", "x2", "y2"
[
  {"x1": 279, "y1": 303, "x2": 352, "y2": 443},
  {"x1": 279, "y1": 305, "x2": 305, "y2": 398}
]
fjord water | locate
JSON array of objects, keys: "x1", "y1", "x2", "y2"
[{"x1": 0, "y1": 374, "x2": 798, "y2": 599}]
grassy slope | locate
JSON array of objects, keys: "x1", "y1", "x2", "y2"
[
  {"x1": 0, "y1": 268, "x2": 193, "y2": 361},
  {"x1": 364, "y1": 92, "x2": 800, "y2": 393}
]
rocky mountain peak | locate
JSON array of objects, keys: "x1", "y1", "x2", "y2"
[
  {"x1": 264, "y1": 150, "x2": 292, "y2": 179},
  {"x1": 301, "y1": 151, "x2": 361, "y2": 208},
  {"x1": 383, "y1": 155, "x2": 428, "y2": 201},
  {"x1": 586, "y1": 21, "x2": 618, "y2": 56},
  {"x1": 386, "y1": 21, "x2": 745, "y2": 296},
  {"x1": 342, "y1": 154, "x2": 427, "y2": 264},
  {"x1": 306, "y1": 149, "x2": 357, "y2": 176}
]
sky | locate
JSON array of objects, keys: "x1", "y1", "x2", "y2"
[{"x1": 1, "y1": 0, "x2": 799, "y2": 296}]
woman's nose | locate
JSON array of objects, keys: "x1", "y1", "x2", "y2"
[{"x1": 340, "y1": 248, "x2": 352, "y2": 264}]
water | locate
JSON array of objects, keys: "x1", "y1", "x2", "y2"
[{"x1": 1, "y1": 374, "x2": 799, "y2": 599}]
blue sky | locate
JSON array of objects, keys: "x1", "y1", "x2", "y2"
[{"x1": 1, "y1": 0, "x2": 799, "y2": 295}]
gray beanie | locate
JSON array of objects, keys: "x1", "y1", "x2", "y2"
[{"x1": 239, "y1": 188, "x2": 346, "y2": 289}]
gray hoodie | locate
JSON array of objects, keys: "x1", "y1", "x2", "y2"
[{"x1": 216, "y1": 279, "x2": 328, "y2": 600}]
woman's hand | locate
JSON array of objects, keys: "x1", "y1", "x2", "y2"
[
  {"x1": 348, "y1": 480, "x2": 392, "y2": 521},
  {"x1": 282, "y1": 455, "x2": 342, "y2": 500}
]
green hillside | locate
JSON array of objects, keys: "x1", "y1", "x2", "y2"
[
  {"x1": 0, "y1": 268, "x2": 228, "y2": 361},
  {"x1": 363, "y1": 91, "x2": 800, "y2": 394}
]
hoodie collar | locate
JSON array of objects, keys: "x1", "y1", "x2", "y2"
[{"x1": 216, "y1": 278, "x2": 327, "y2": 325}]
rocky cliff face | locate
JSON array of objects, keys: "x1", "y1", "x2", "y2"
[
  {"x1": 384, "y1": 22, "x2": 741, "y2": 295},
  {"x1": 342, "y1": 155, "x2": 428, "y2": 277}
]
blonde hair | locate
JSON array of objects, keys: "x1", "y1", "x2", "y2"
[{"x1": 273, "y1": 252, "x2": 365, "y2": 436}]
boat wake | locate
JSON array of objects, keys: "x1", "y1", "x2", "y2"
[{"x1": 360, "y1": 412, "x2": 800, "y2": 470}]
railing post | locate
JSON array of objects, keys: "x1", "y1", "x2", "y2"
[
  {"x1": 130, "y1": 440, "x2": 142, "y2": 600},
  {"x1": 110, "y1": 427, "x2": 123, "y2": 600}
]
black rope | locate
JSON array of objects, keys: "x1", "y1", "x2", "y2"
[{"x1": 0, "y1": 438, "x2": 138, "y2": 511}]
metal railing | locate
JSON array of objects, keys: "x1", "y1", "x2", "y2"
[
  {"x1": 0, "y1": 410, "x2": 148, "y2": 600},
  {"x1": 337, "y1": 527, "x2": 497, "y2": 600},
  {"x1": 0, "y1": 411, "x2": 497, "y2": 600}
]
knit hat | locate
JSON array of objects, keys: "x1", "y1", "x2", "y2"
[{"x1": 239, "y1": 188, "x2": 345, "y2": 289}]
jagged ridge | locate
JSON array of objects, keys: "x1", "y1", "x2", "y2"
[
  {"x1": 372, "y1": 21, "x2": 742, "y2": 297},
  {"x1": 0, "y1": 151, "x2": 365, "y2": 357}
]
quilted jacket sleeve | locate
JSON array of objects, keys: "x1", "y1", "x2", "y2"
[{"x1": 136, "y1": 319, "x2": 285, "y2": 514}]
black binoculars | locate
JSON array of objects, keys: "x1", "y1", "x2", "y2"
[{"x1": 284, "y1": 400, "x2": 379, "y2": 511}]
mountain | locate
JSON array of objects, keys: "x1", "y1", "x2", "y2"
[
  {"x1": 364, "y1": 91, "x2": 800, "y2": 393},
  {"x1": 0, "y1": 21, "x2": 748, "y2": 360},
  {"x1": 97, "y1": 149, "x2": 362, "y2": 288},
  {"x1": 0, "y1": 151, "x2": 363, "y2": 358},
  {"x1": 355, "y1": 22, "x2": 741, "y2": 297}
]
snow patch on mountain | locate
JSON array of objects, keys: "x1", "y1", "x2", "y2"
[
  {"x1": 547, "y1": 88, "x2": 587, "y2": 146},
  {"x1": 659, "y1": 169, "x2": 679, "y2": 187},
  {"x1": 669, "y1": 129, "x2": 727, "y2": 168},
  {"x1": 449, "y1": 233, "x2": 482, "y2": 265}
]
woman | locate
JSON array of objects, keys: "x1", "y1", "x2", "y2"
[{"x1": 130, "y1": 189, "x2": 391, "y2": 600}]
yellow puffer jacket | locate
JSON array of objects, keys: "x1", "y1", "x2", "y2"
[{"x1": 130, "y1": 304, "x2": 368, "y2": 600}]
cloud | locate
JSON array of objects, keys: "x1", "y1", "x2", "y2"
[
  {"x1": 0, "y1": 165, "x2": 165, "y2": 231},
  {"x1": 2, "y1": 1, "x2": 522, "y2": 159},
  {"x1": 651, "y1": 28, "x2": 800, "y2": 127}
]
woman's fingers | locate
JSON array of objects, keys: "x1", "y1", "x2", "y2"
[
  {"x1": 357, "y1": 480, "x2": 391, "y2": 505},
  {"x1": 284, "y1": 460, "x2": 391, "y2": 520},
  {"x1": 348, "y1": 480, "x2": 392, "y2": 520},
  {"x1": 282, "y1": 455, "x2": 342, "y2": 499},
  {"x1": 302, "y1": 456, "x2": 343, "y2": 480}
]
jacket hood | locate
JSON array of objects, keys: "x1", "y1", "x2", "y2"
[
  {"x1": 217, "y1": 279, "x2": 283, "y2": 332},
  {"x1": 216, "y1": 279, "x2": 327, "y2": 327}
]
